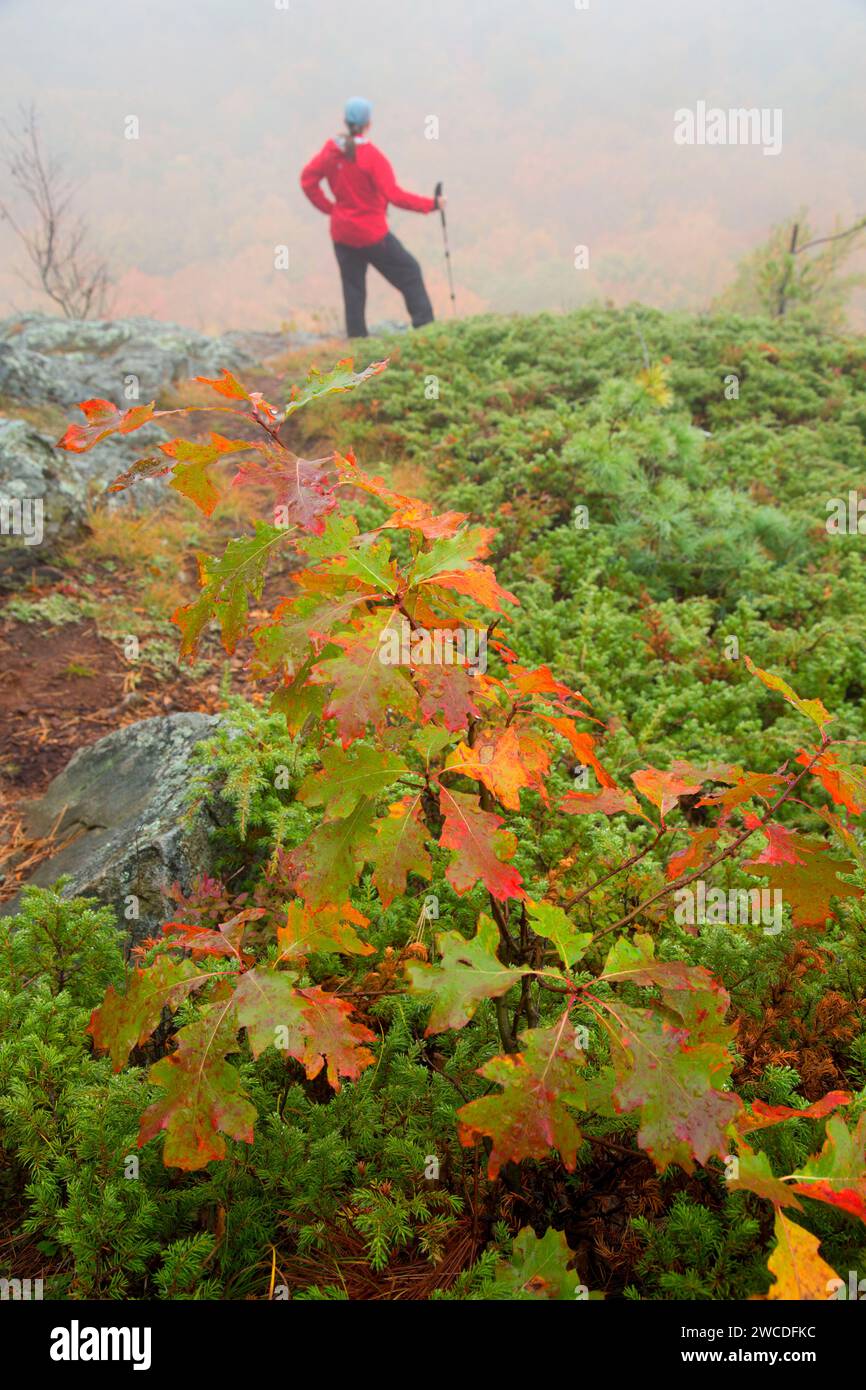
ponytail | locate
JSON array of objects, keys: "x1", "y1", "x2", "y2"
[{"x1": 340, "y1": 122, "x2": 363, "y2": 162}]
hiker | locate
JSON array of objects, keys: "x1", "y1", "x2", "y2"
[{"x1": 300, "y1": 97, "x2": 444, "y2": 339}]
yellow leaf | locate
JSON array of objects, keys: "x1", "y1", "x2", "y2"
[
  {"x1": 636, "y1": 364, "x2": 672, "y2": 407},
  {"x1": 744, "y1": 656, "x2": 833, "y2": 729},
  {"x1": 766, "y1": 1210, "x2": 840, "y2": 1300}
]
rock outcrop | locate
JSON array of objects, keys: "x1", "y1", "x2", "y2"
[
  {"x1": 0, "y1": 313, "x2": 260, "y2": 408},
  {"x1": 0, "y1": 415, "x2": 177, "y2": 583},
  {"x1": 0, "y1": 418, "x2": 89, "y2": 583},
  {"x1": 4, "y1": 713, "x2": 221, "y2": 949},
  {"x1": 0, "y1": 312, "x2": 312, "y2": 578}
]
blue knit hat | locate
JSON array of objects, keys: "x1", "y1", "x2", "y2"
[{"x1": 344, "y1": 97, "x2": 372, "y2": 129}]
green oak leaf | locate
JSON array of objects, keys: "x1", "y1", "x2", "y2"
[
  {"x1": 355, "y1": 793, "x2": 433, "y2": 908},
  {"x1": 173, "y1": 521, "x2": 285, "y2": 656},
  {"x1": 297, "y1": 743, "x2": 409, "y2": 818},
  {"x1": 527, "y1": 899, "x2": 592, "y2": 969},
  {"x1": 607, "y1": 998, "x2": 740, "y2": 1172},
  {"x1": 284, "y1": 357, "x2": 388, "y2": 418},
  {"x1": 406, "y1": 913, "x2": 527, "y2": 1034},
  {"x1": 87, "y1": 956, "x2": 206, "y2": 1071},
  {"x1": 285, "y1": 796, "x2": 376, "y2": 907},
  {"x1": 407, "y1": 525, "x2": 493, "y2": 586},
  {"x1": 492, "y1": 1227, "x2": 593, "y2": 1301}
]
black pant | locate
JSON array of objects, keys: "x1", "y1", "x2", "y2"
[{"x1": 333, "y1": 232, "x2": 434, "y2": 338}]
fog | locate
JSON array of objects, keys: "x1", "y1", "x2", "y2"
[{"x1": 1, "y1": 0, "x2": 864, "y2": 330}]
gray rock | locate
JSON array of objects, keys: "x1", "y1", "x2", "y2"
[
  {"x1": 368, "y1": 319, "x2": 410, "y2": 337},
  {"x1": 219, "y1": 327, "x2": 327, "y2": 362},
  {"x1": 0, "y1": 416, "x2": 174, "y2": 583},
  {"x1": 5, "y1": 713, "x2": 221, "y2": 949},
  {"x1": 0, "y1": 418, "x2": 89, "y2": 583},
  {"x1": 0, "y1": 312, "x2": 259, "y2": 408},
  {"x1": 0, "y1": 311, "x2": 334, "y2": 574}
]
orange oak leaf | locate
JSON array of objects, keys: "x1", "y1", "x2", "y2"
[
  {"x1": 666, "y1": 827, "x2": 718, "y2": 880},
  {"x1": 738, "y1": 1091, "x2": 851, "y2": 1135},
  {"x1": 631, "y1": 766, "x2": 704, "y2": 818},
  {"x1": 57, "y1": 398, "x2": 168, "y2": 452},
  {"x1": 158, "y1": 433, "x2": 252, "y2": 515},
  {"x1": 560, "y1": 786, "x2": 645, "y2": 818},
  {"x1": 765, "y1": 1211, "x2": 840, "y2": 1300},
  {"x1": 337, "y1": 459, "x2": 469, "y2": 540},
  {"x1": 744, "y1": 838, "x2": 863, "y2": 927},
  {"x1": 427, "y1": 565, "x2": 519, "y2": 614},
  {"x1": 382, "y1": 502, "x2": 469, "y2": 539},
  {"x1": 542, "y1": 717, "x2": 616, "y2": 788},
  {"x1": 508, "y1": 664, "x2": 589, "y2": 707},
  {"x1": 698, "y1": 769, "x2": 786, "y2": 819},
  {"x1": 448, "y1": 726, "x2": 548, "y2": 811},
  {"x1": 195, "y1": 368, "x2": 252, "y2": 400},
  {"x1": 796, "y1": 748, "x2": 866, "y2": 817},
  {"x1": 276, "y1": 900, "x2": 374, "y2": 962}
]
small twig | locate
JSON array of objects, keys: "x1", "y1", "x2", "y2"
[{"x1": 561, "y1": 828, "x2": 667, "y2": 911}]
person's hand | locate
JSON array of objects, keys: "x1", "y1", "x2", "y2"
[{"x1": 436, "y1": 193, "x2": 447, "y2": 210}]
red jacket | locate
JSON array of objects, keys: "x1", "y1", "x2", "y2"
[{"x1": 300, "y1": 137, "x2": 436, "y2": 247}]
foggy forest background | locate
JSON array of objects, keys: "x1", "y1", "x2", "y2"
[{"x1": 1, "y1": 0, "x2": 864, "y2": 331}]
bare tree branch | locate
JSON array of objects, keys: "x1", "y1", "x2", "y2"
[
  {"x1": 0, "y1": 103, "x2": 113, "y2": 319},
  {"x1": 794, "y1": 218, "x2": 866, "y2": 255}
]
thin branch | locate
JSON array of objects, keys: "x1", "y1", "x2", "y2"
[
  {"x1": 561, "y1": 828, "x2": 668, "y2": 912},
  {"x1": 794, "y1": 218, "x2": 866, "y2": 255}
]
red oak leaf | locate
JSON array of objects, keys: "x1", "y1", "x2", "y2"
[{"x1": 438, "y1": 785, "x2": 525, "y2": 901}]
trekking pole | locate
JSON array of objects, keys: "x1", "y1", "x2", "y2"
[{"x1": 434, "y1": 181, "x2": 457, "y2": 315}]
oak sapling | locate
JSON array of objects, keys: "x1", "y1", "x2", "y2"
[{"x1": 58, "y1": 357, "x2": 866, "y2": 1297}]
